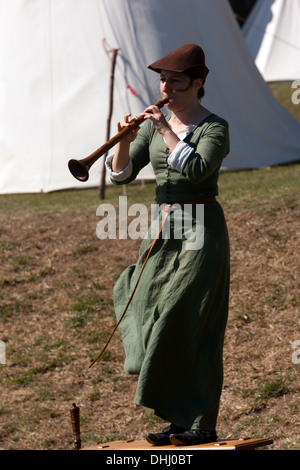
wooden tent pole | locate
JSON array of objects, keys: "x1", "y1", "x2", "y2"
[{"x1": 99, "y1": 48, "x2": 119, "y2": 200}]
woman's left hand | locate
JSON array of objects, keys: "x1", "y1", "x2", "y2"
[{"x1": 141, "y1": 105, "x2": 170, "y2": 135}]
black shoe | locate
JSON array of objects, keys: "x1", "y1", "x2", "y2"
[
  {"x1": 146, "y1": 424, "x2": 187, "y2": 446},
  {"x1": 170, "y1": 429, "x2": 217, "y2": 446}
]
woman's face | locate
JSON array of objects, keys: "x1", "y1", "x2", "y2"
[{"x1": 159, "y1": 70, "x2": 202, "y2": 109}]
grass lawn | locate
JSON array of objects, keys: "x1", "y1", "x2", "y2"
[{"x1": 0, "y1": 81, "x2": 299, "y2": 450}]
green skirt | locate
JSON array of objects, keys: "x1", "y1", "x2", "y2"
[{"x1": 113, "y1": 201, "x2": 230, "y2": 431}]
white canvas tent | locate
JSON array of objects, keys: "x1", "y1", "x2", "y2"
[
  {"x1": 243, "y1": 0, "x2": 300, "y2": 82},
  {"x1": 0, "y1": 0, "x2": 300, "y2": 194}
]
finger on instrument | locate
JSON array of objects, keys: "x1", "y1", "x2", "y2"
[{"x1": 124, "y1": 113, "x2": 131, "y2": 123}]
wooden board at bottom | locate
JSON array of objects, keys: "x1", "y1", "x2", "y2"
[{"x1": 82, "y1": 437, "x2": 273, "y2": 451}]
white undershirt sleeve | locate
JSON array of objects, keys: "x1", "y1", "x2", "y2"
[
  {"x1": 167, "y1": 141, "x2": 194, "y2": 173},
  {"x1": 166, "y1": 126, "x2": 196, "y2": 172},
  {"x1": 105, "y1": 153, "x2": 133, "y2": 182}
]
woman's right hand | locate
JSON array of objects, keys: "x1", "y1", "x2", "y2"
[
  {"x1": 112, "y1": 114, "x2": 139, "y2": 173},
  {"x1": 117, "y1": 113, "x2": 140, "y2": 144}
]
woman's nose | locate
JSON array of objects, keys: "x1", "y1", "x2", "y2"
[{"x1": 162, "y1": 80, "x2": 170, "y2": 92}]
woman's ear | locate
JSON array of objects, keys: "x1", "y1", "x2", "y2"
[{"x1": 194, "y1": 78, "x2": 203, "y2": 92}]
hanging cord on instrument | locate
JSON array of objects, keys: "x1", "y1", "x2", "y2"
[{"x1": 89, "y1": 205, "x2": 172, "y2": 368}]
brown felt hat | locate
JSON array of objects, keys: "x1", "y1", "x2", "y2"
[{"x1": 148, "y1": 43, "x2": 209, "y2": 83}]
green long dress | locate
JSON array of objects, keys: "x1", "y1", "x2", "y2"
[{"x1": 111, "y1": 113, "x2": 230, "y2": 431}]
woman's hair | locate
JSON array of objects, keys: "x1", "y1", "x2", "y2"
[
  {"x1": 198, "y1": 86, "x2": 205, "y2": 100},
  {"x1": 190, "y1": 76, "x2": 205, "y2": 100}
]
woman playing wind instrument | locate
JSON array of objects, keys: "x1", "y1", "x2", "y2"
[{"x1": 105, "y1": 44, "x2": 230, "y2": 446}]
